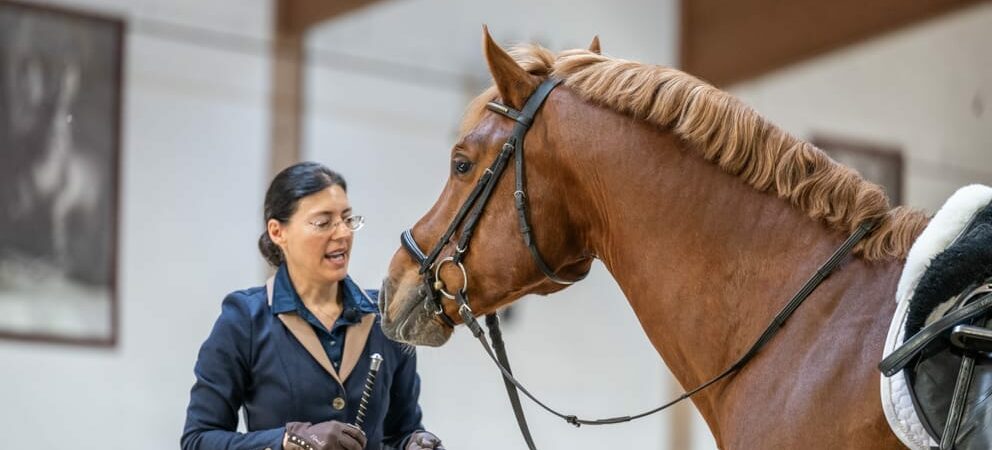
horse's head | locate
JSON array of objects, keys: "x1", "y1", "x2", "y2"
[{"x1": 380, "y1": 29, "x2": 599, "y2": 346}]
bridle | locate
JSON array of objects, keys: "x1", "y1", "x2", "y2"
[
  {"x1": 400, "y1": 77, "x2": 877, "y2": 449},
  {"x1": 400, "y1": 78, "x2": 584, "y2": 329}
]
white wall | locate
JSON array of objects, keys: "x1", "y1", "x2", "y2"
[
  {"x1": 302, "y1": 1, "x2": 720, "y2": 449},
  {"x1": 3, "y1": 0, "x2": 985, "y2": 449},
  {"x1": 730, "y1": 3, "x2": 992, "y2": 212},
  {"x1": 0, "y1": 0, "x2": 707, "y2": 448},
  {"x1": 0, "y1": 0, "x2": 273, "y2": 449}
]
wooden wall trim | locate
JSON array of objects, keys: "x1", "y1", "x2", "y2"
[
  {"x1": 680, "y1": 0, "x2": 985, "y2": 86},
  {"x1": 269, "y1": 30, "x2": 303, "y2": 179},
  {"x1": 277, "y1": 0, "x2": 380, "y2": 34},
  {"x1": 268, "y1": 0, "x2": 382, "y2": 179}
]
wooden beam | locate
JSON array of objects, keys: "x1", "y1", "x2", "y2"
[
  {"x1": 269, "y1": 28, "x2": 303, "y2": 179},
  {"x1": 277, "y1": 0, "x2": 381, "y2": 34},
  {"x1": 269, "y1": 0, "x2": 384, "y2": 179},
  {"x1": 681, "y1": 0, "x2": 984, "y2": 86}
]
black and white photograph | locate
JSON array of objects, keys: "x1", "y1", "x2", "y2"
[{"x1": 0, "y1": 1, "x2": 121, "y2": 345}]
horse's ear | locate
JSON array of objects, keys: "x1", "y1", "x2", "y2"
[
  {"x1": 483, "y1": 25, "x2": 538, "y2": 110},
  {"x1": 588, "y1": 35, "x2": 601, "y2": 54}
]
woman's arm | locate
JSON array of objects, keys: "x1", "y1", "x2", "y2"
[{"x1": 181, "y1": 293, "x2": 286, "y2": 450}]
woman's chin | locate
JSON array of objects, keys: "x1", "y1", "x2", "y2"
[{"x1": 318, "y1": 258, "x2": 348, "y2": 279}]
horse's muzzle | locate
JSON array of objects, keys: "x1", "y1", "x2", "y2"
[{"x1": 380, "y1": 277, "x2": 452, "y2": 347}]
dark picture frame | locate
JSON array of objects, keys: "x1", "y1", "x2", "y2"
[{"x1": 0, "y1": 0, "x2": 123, "y2": 347}]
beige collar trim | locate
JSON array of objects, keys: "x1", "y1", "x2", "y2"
[{"x1": 266, "y1": 277, "x2": 375, "y2": 385}]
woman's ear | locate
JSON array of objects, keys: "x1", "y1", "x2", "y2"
[{"x1": 267, "y1": 218, "x2": 286, "y2": 248}]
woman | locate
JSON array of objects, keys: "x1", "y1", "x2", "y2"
[{"x1": 182, "y1": 162, "x2": 445, "y2": 450}]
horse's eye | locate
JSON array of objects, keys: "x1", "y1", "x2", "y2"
[{"x1": 452, "y1": 159, "x2": 474, "y2": 175}]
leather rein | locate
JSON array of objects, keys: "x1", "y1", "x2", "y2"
[{"x1": 400, "y1": 78, "x2": 877, "y2": 449}]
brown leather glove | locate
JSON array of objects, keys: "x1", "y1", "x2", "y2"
[
  {"x1": 406, "y1": 431, "x2": 445, "y2": 450},
  {"x1": 284, "y1": 420, "x2": 367, "y2": 450}
]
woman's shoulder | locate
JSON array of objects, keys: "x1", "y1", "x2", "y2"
[
  {"x1": 198, "y1": 285, "x2": 271, "y2": 349},
  {"x1": 225, "y1": 285, "x2": 267, "y2": 305},
  {"x1": 216, "y1": 285, "x2": 271, "y2": 322}
]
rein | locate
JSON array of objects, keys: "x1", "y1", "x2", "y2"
[{"x1": 401, "y1": 77, "x2": 878, "y2": 449}]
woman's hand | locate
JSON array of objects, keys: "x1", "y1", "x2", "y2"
[
  {"x1": 406, "y1": 431, "x2": 445, "y2": 450},
  {"x1": 284, "y1": 420, "x2": 367, "y2": 450}
]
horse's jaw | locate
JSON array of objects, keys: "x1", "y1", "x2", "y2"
[{"x1": 379, "y1": 277, "x2": 453, "y2": 347}]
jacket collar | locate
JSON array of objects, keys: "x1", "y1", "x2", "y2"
[
  {"x1": 266, "y1": 272, "x2": 377, "y2": 385},
  {"x1": 270, "y1": 264, "x2": 376, "y2": 317}
]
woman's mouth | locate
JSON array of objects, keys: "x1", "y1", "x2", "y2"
[{"x1": 324, "y1": 249, "x2": 348, "y2": 265}]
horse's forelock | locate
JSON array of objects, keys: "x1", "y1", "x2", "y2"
[{"x1": 457, "y1": 86, "x2": 498, "y2": 140}]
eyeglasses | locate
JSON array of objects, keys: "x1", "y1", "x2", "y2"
[{"x1": 306, "y1": 215, "x2": 365, "y2": 234}]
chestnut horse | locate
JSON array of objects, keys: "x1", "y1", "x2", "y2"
[{"x1": 381, "y1": 29, "x2": 929, "y2": 449}]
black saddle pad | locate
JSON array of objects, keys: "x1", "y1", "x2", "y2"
[
  {"x1": 906, "y1": 203, "x2": 992, "y2": 338},
  {"x1": 903, "y1": 200, "x2": 992, "y2": 449}
]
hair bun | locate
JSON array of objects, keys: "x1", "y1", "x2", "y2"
[{"x1": 258, "y1": 231, "x2": 284, "y2": 267}]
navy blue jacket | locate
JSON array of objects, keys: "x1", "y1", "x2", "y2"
[{"x1": 182, "y1": 267, "x2": 424, "y2": 450}]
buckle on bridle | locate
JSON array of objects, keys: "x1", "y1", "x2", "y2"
[
  {"x1": 458, "y1": 302, "x2": 483, "y2": 338},
  {"x1": 458, "y1": 303, "x2": 474, "y2": 319}
]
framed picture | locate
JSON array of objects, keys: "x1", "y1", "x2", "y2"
[
  {"x1": 813, "y1": 134, "x2": 904, "y2": 205},
  {"x1": 0, "y1": 1, "x2": 123, "y2": 346}
]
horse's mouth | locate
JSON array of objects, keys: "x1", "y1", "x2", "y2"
[{"x1": 380, "y1": 277, "x2": 452, "y2": 347}]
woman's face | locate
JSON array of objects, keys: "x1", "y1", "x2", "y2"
[{"x1": 269, "y1": 185, "x2": 355, "y2": 285}]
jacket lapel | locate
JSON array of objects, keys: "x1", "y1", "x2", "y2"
[
  {"x1": 267, "y1": 278, "x2": 343, "y2": 385},
  {"x1": 339, "y1": 313, "x2": 375, "y2": 382}
]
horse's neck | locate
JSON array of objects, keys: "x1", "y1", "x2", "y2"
[{"x1": 556, "y1": 98, "x2": 902, "y2": 439}]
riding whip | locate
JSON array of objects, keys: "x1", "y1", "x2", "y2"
[{"x1": 352, "y1": 353, "x2": 383, "y2": 433}]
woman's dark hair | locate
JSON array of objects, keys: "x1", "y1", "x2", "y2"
[{"x1": 259, "y1": 162, "x2": 347, "y2": 267}]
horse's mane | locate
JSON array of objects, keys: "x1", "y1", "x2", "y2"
[{"x1": 468, "y1": 44, "x2": 928, "y2": 261}]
